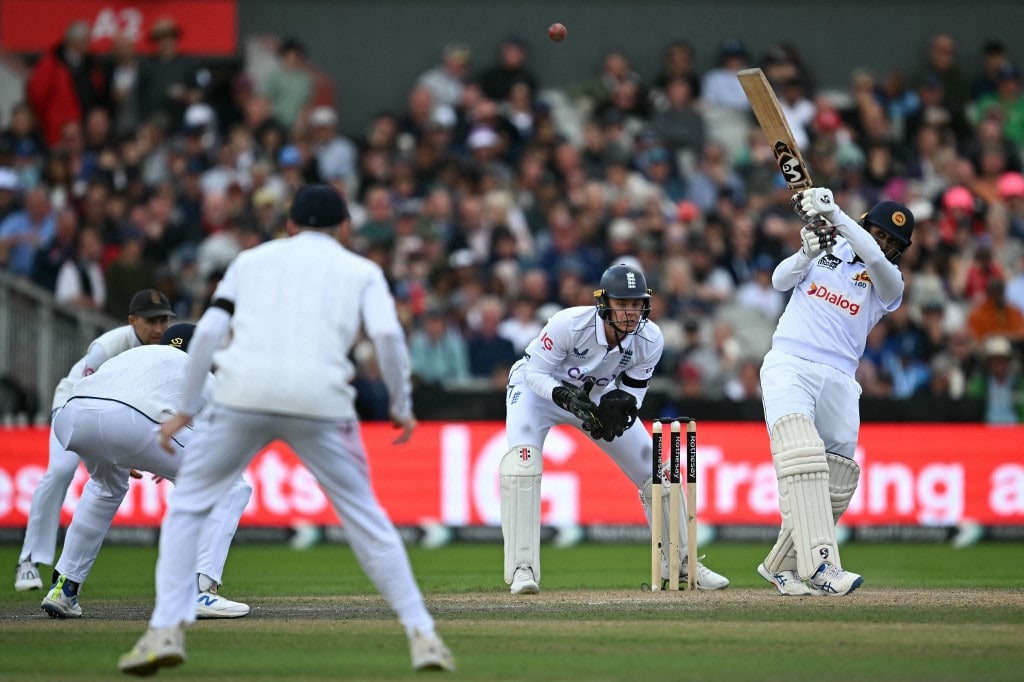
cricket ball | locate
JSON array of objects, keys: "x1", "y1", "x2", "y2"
[{"x1": 548, "y1": 22, "x2": 567, "y2": 42}]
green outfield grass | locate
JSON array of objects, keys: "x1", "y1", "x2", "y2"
[{"x1": 2, "y1": 542, "x2": 1022, "y2": 681}]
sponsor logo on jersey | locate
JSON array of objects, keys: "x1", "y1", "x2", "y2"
[
  {"x1": 571, "y1": 346, "x2": 590, "y2": 358},
  {"x1": 807, "y1": 282, "x2": 861, "y2": 315},
  {"x1": 817, "y1": 254, "x2": 843, "y2": 271},
  {"x1": 567, "y1": 367, "x2": 618, "y2": 386}
]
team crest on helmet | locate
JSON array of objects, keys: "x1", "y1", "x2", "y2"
[
  {"x1": 891, "y1": 211, "x2": 906, "y2": 226},
  {"x1": 625, "y1": 272, "x2": 637, "y2": 288}
]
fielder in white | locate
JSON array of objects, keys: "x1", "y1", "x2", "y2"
[
  {"x1": 757, "y1": 188, "x2": 915, "y2": 596},
  {"x1": 15, "y1": 289, "x2": 173, "y2": 592},
  {"x1": 119, "y1": 185, "x2": 454, "y2": 676},
  {"x1": 42, "y1": 323, "x2": 251, "y2": 619},
  {"x1": 502, "y1": 263, "x2": 729, "y2": 595}
]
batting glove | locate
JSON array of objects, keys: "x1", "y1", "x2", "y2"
[
  {"x1": 800, "y1": 219, "x2": 837, "y2": 257},
  {"x1": 791, "y1": 187, "x2": 840, "y2": 223}
]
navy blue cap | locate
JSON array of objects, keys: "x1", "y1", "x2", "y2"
[
  {"x1": 289, "y1": 184, "x2": 349, "y2": 228},
  {"x1": 160, "y1": 323, "x2": 195, "y2": 352}
]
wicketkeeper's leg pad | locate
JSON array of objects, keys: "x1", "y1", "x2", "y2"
[
  {"x1": 770, "y1": 413, "x2": 839, "y2": 580},
  {"x1": 500, "y1": 445, "x2": 542, "y2": 584}
]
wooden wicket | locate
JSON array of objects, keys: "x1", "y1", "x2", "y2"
[{"x1": 650, "y1": 417, "x2": 697, "y2": 591}]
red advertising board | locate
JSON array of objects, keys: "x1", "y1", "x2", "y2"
[
  {"x1": 0, "y1": 0, "x2": 237, "y2": 55},
  {"x1": 0, "y1": 422, "x2": 1022, "y2": 529}
]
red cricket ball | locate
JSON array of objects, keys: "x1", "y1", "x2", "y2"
[{"x1": 548, "y1": 22, "x2": 567, "y2": 42}]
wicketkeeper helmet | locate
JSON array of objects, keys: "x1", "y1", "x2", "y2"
[{"x1": 594, "y1": 263, "x2": 652, "y2": 331}]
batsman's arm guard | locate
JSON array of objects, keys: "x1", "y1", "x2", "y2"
[{"x1": 500, "y1": 445, "x2": 542, "y2": 584}]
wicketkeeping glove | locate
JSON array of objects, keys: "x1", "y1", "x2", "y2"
[
  {"x1": 595, "y1": 389, "x2": 638, "y2": 441},
  {"x1": 552, "y1": 377, "x2": 603, "y2": 439}
]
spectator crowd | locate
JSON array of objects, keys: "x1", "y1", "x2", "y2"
[{"x1": 2, "y1": 20, "x2": 1023, "y2": 423}]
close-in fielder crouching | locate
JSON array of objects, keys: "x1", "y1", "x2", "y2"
[
  {"x1": 501, "y1": 263, "x2": 729, "y2": 595},
  {"x1": 41, "y1": 324, "x2": 251, "y2": 619}
]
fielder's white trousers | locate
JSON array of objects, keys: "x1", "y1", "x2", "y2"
[
  {"x1": 150, "y1": 404, "x2": 435, "y2": 636},
  {"x1": 19, "y1": 412, "x2": 81, "y2": 566},
  {"x1": 760, "y1": 349, "x2": 861, "y2": 458},
  {"x1": 50, "y1": 398, "x2": 251, "y2": 586}
]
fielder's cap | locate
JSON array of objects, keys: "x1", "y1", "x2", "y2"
[
  {"x1": 160, "y1": 323, "x2": 195, "y2": 352},
  {"x1": 289, "y1": 184, "x2": 349, "y2": 228},
  {"x1": 942, "y1": 185, "x2": 974, "y2": 211},
  {"x1": 309, "y1": 105, "x2": 338, "y2": 128},
  {"x1": 129, "y1": 289, "x2": 174, "y2": 319},
  {"x1": 719, "y1": 38, "x2": 748, "y2": 59},
  {"x1": 278, "y1": 144, "x2": 302, "y2": 167}
]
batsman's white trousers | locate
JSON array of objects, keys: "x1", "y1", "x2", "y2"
[
  {"x1": 50, "y1": 398, "x2": 251, "y2": 586},
  {"x1": 505, "y1": 383, "x2": 654, "y2": 487},
  {"x1": 760, "y1": 349, "x2": 861, "y2": 458},
  {"x1": 18, "y1": 411, "x2": 81, "y2": 566},
  {"x1": 150, "y1": 404, "x2": 435, "y2": 636}
]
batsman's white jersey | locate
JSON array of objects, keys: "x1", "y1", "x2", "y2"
[{"x1": 761, "y1": 237, "x2": 903, "y2": 457}]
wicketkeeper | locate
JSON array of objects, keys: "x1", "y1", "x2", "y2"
[{"x1": 501, "y1": 263, "x2": 729, "y2": 595}]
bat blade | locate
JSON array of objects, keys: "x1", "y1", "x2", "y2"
[{"x1": 737, "y1": 68, "x2": 813, "y2": 190}]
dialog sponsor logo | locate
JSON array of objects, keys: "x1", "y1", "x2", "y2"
[{"x1": 808, "y1": 282, "x2": 861, "y2": 315}]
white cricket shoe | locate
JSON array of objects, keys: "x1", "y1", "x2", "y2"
[
  {"x1": 757, "y1": 563, "x2": 813, "y2": 596},
  {"x1": 510, "y1": 565, "x2": 539, "y2": 595},
  {"x1": 41, "y1": 574, "x2": 83, "y2": 618},
  {"x1": 409, "y1": 628, "x2": 456, "y2": 672},
  {"x1": 808, "y1": 562, "x2": 863, "y2": 596},
  {"x1": 118, "y1": 624, "x2": 186, "y2": 676},
  {"x1": 680, "y1": 555, "x2": 730, "y2": 590},
  {"x1": 15, "y1": 560, "x2": 43, "y2": 591},
  {"x1": 195, "y1": 584, "x2": 250, "y2": 619}
]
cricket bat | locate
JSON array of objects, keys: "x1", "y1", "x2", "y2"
[{"x1": 737, "y1": 68, "x2": 813, "y2": 190}]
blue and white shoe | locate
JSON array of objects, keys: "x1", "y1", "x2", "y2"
[
  {"x1": 196, "y1": 584, "x2": 250, "y2": 619},
  {"x1": 757, "y1": 563, "x2": 812, "y2": 596},
  {"x1": 41, "y1": 574, "x2": 83, "y2": 618},
  {"x1": 808, "y1": 562, "x2": 863, "y2": 596}
]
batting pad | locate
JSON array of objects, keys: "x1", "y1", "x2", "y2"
[
  {"x1": 500, "y1": 445, "x2": 542, "y2": 584},
  {"x1": 770, "y1": 413, "x2": 838, "y2": 580},
  {"x1": 763, "y1": 452, "x2": 861, "y2": 574},
  {"x1": 639, "y1": 478, "x2": 688, "y2": 578},
  {"x1": 827, "y1": 453, "x2": 860, "y2": 521}
]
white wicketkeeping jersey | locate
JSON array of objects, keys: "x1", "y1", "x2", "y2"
[
  {"x1": 69, "y1": 345, "x2": 212, "y2": 423},
  {"x1": 508, "y1": 305, "x2": 664, "y2": 402},
  {"x1": 210, "y1": 230, "x2": 406, "y2": 419},
  {"x1": 772, "y1": 239, "x2": 901, "y2": 376},
  {"x1": 51, "y1": 324, "x2": 143, "y2": 410}
]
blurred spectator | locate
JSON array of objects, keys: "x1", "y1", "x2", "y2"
[
  {"x1": 649, "y1": 76, "x2": 706, "y2": 168},
  {"x1": 351, "y1": 340, "x2": 391, "y2": 421},
  {"x1": 54, "y1": 224, "x2": 105, "y2": 310},
  {"x1": 967, "y1": 277, "x2": 1024, "y2": 344},
  {"x1": 417, "y1": 43, "x2": 471, "y2": 115},
  {"x1": 652, "y1": 40, "x2": 701, "y2": 102},
  {"x1": 973, "y1": 40, "x2": 1013, "y2": 99},
  {"x1": 26, "y1": 20, "x2": 107, "y2": 148},
  {"x1": 477, "y1": 36, "x2": 538, "y2": 103},
  {"x1": 734, "y1": 254, "x2": 784, "y2": 320},
  {"x1": 967, "y1": 335, "x2": 1024, "y2": 424},
  {"x1": 912, "y1": 33, "x2": 972, "y2": 114},
  {"x1": 307, "y1": 105, "x2": 358, "y2": 187},
  {"x1": 263, "y1": 38, "x2": 313, "y2": 132},
  {"x1": 29, "y1": 202, "x2": 77, "y2": 291},
  {"x1": 409, "y1": 305, "x2": 470, "y2": 386},
  {"x1": 915, "y1": 352, "x2": 965, "y2": 399},
  {"x1": 103, "y1": 230, "x2": 156, "y2": 318},
  {"x1": 972, "y1": 64, "x2": 1024, "y2": 149},
  {"x1": 0, "y1": 185, "x2": 54, "y2": 276},
  {"x1": 997, "y1": 171, "x2": 1024, "y2": 238},
  {"x1": 139, "y1": 17, "x2": 201, "y2": 128},
  {"x1": 0, "y1": 169, "x2": 22, "y2": 228},
  {"x1": 962, "y1": 237, "x2": 1005, "y2": 303},
  {"x1": 676, "y1": 318, "x2": 724, "y2": 396},
  {"x1": 701, "y1": 39, "x2": 752, "y2": 110},
  {"x1": 724, "y1": 357, "x2": 762, "y2": 401},
  {"x1": 497, "y1": 295, "x2": 542, "y2": 355},
  {"x1": 465, "y1": 295, "x2": 517, "y2": 381},
  {"x1": 106, "y1": 33, "x2": 142, "y2": 138}
]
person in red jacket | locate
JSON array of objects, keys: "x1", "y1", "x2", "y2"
[{"x1": 26, "y1": 21, "x2": 107, "y2": 149}]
